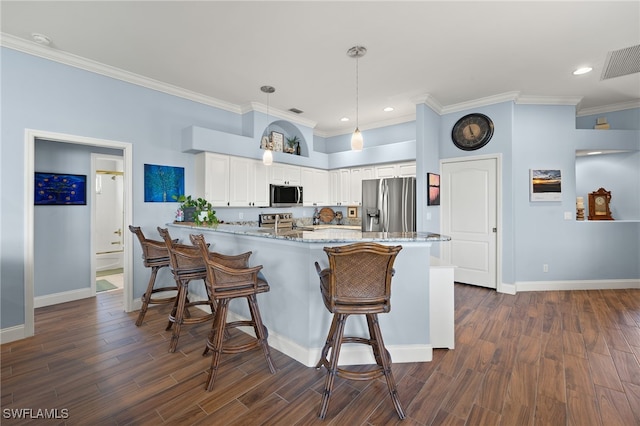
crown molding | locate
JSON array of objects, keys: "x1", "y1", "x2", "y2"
[
  {"x1": 441, "y1": 92, "x2": 521, "y2": 114},
  {"x1": 317, "y1": 113, "x2": 416, "y2": 139},
  {"x1": 412, "y1": 93, "x2": 444, "y2": 115},
  {"x1": 0, "y1": 32, "x2": 242, "y2": 115},
  {"x1": 516, "y1": 94, "x2": 583, "y2": 106},
  {"x1": 242, "y1": 102, "x2": 317, "y2": 129},
  {"x1": 576, "y1": 99, "x2": 640, "y2": 117}
]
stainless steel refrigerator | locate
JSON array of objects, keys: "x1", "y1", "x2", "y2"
[{"x1": 361, "y1": 177, "x2": 416, "y2": 232}]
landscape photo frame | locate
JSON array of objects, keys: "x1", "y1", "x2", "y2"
[{"x1": 530, "y1": 169, "x2": 562, "y2": 202}]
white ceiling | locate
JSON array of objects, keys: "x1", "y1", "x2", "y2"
[{"x1": 2, "y1": 1, "x2": 639, "y2": 136}]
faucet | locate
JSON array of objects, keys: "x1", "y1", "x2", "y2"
[{"x1": 274, "y1": 214, "x2": 280, "y2": 234}]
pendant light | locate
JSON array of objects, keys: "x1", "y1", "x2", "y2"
[
  {"x1": 347, "y1": 46, "x2": 366, "y2": 151},
  {"x1": 261, "y1": 85, "x2": 275, "y2": 166}
]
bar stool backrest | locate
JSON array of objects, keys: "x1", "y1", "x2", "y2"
[
  {"x1": 157, "y1": 227, "x2": 205, "y2": 278},
  {"x1": 129, "y1": 225, "x2": 170, "y2": 267},
  {"x1": 321, "y1": 243, "x2": 402, "y2": 314},
  {"x1": 190, "y1": 234, "x2": 262, "y2": 293}
]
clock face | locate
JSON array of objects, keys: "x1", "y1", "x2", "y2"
[
  {"x1": 452, "y1": 113, "x2": 494, "y2": 151},
  {"x1": 595, "y1": 196, "x2": 605, "y2": 206}
]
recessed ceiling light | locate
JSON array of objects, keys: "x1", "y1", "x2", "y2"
[
  {"x1": 31, "y1": 33, "x2": 51, "y2": 46},
  {"x1": 383, "y1": 107, "x2": 394, "y2": 112},
  {"x1": 340, "y1": 117, "x2": 350, "y2": 122},
  {"x1": 573, "y1": 67, "x2": 593, "y2": 75}
]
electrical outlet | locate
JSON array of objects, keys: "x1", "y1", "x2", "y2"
[
  {"x1": 239, "y1": 212, "x2": 244, "y2": 220},
  {"x1": 543, "y1": 264, "x2": 549, "y2": 273}
]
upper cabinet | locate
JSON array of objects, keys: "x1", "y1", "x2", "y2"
[
  {"x1": 349, "y1": 166, "x2": 374, "y2": 206},
  {"x1": 195, "y1": 152, "x2": 230, "y2": 207},
  {"x1": 229, "y1": 157, "x2": 269, "y2": 207},
  {"x1": 270, "y1": 163, "x2": 301, "y2": 185},
  {"x1": 375, "y1": 161, "x2": 416, "y2": 178},
  {"x1": 302, "y1": 168, "x2": 329, "y2": 206},
  {"x1": 196, "y1": 153, "x2": 268, "y2": 207}
]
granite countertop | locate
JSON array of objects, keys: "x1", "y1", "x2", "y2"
[{"x1": 169, "y1": 222, "x2": 450, "y2": 243}]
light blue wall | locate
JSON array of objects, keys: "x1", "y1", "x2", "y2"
[
  {"x1": 33, "y1": 141, "x2": 122, "y2": 296},
  {"x1": 439, "y1": 102, "x2": 516, "y2": 284},
  {"x1": 513, "y1": 105, "x2": 640, "y2": 282},
  {"x1": 577, "y1": 108, "x2": 640, "y2": 130},
  {"x1": 2, "y1": 46, "x2": 639, "y2": 332}
]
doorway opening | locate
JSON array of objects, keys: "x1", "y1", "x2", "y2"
[
  {"x1": 25, "y1": 129, "x2": 133, "y2": 338},
  {"x1": 94, "y1": 154, "x2": 124, "y2": 293}
]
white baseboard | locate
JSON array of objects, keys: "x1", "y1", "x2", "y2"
[
  {"x1": 34, "y1": 288, "x2": 93, "y2": 308},
  {"x1": 224, "y1": 309, "x2": 433, "y2": 367},
  {"x1": 498, "y1": 282, "x2": 517, "y2": 295},
  {"x1": 516, "y1": 278, "x2": 640, "y2": 292},
  {"x1": 0, "y1": 324, "x2": 26, "y2": 344}
]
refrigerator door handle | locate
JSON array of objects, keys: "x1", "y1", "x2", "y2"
[{"x1": 382, "y1": 181, "x2": 389, "y2": 232}]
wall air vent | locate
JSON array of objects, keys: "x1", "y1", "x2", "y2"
[
  {"x1": 288, "y1": 108, "x2": 304, "y2": 114},
  {"x1": 600, "y1": 44, "x2": 640, "y2": 80}
]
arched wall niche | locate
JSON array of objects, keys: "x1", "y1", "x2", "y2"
[{"x1": 261, "y1": 120, "x2": 308, "y2": 157}]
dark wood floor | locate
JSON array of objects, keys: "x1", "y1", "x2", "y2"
[{"x1": 2, "y1": 284, "x2": 639, "y2": 425}]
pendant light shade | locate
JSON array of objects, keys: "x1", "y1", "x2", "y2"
[
  {"x1": 351, "y1": 128, "x2": 363, "y2": 151},
  {"x1": 261, "y1": 85, "x2": 276, "y2": 166},
  {"x1": 262, "y1": 149, "x2": 273, "y2": 166},
  {"x1": 347, "y1": 46, "x2": 366, "y2": 151}
]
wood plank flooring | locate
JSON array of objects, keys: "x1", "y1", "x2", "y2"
[{"x1": 2, "y1": 284, "x2": 639, "y2": 425}]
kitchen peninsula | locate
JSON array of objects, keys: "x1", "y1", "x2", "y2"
[{"x1": 167, "y1": 222, "x2": 451, "y2": 367}]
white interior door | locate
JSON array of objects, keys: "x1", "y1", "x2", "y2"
[{"x1": 441, "y1": 157, "x2": 497, "y2": 288}]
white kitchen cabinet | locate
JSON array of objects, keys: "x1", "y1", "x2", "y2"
[
  {"x1": 349, "y1": 166, "x2": 374, "y2": 205},
  {"x1": 302, "y1": 168, "x2": 329, "y2": 206},
  {"x1": 398, "y1": 161, "x2": 417, "y2": 177},
  {"x1": 229, "y1": 157, "x2": 269, "y2": 207},
  {"x1": 375, "y1": 161, "x2": 416, "y2": 178},
  {"x1": 195, "y1": 152, "x2": 230, "y2": 207},
  {"x1": 329, "y1": 169, "x2": 350, "y2": 206},
  {"x1": 270, "y1": 163, "x2": 301, "y2": 186},
  {"x1": 429, "y1": 257, "x2": 455, "y2": 349}
]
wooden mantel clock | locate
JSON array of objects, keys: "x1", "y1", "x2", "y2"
[{"x1": 588, "y1": 188, "x2": 613, "y2": 220}]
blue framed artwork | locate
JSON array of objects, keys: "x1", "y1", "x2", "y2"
[
  {"x1": 144, "y1": 164, "x2": 185, "y2": 202},
  {"x1": 35, "y1": 172, "x2": 87, "y2": 205}
]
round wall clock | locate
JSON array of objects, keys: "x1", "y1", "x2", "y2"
[{"x1": 451, "y1": 113, "x2": 494, "y2": 151}]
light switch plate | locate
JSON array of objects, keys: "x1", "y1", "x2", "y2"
[{"x1": 564, "y1": 211, "x2": 572, "y2": 220}]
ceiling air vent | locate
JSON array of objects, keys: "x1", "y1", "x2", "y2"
[
  {"x1": 600, "y1": 44, "x2": 640, "y2": 80},
  {"x1": 288, "y1": 108, "x2": 304, "y2": 114}
]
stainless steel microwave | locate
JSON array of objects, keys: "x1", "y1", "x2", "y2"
[{"x1": 270, "y1": 184, "x2": 303, "y2": 207}]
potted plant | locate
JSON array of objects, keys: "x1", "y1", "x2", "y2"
[
  {"x1": 192, "y1": 197, "x2": 219, "y2": 228},
  {"x1": 286, "y1": 135, "x2": 300, "y2": 155}
]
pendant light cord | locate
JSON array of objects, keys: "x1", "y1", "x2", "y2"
[{"x1": 355, "y1": 53, "x2": 359, "y2": 129}]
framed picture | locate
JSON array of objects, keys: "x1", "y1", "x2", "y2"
[
  {"x1": 347, "y1": 206, "x2": 357, "y2": 218},
  {"x1": 427, "y1": 173, "x2": 440, "y2": 206},
  {"x1": 271, "y1": 131, "x2": 284, "y2": 152},
  {"x1": 530, "y1": 169, "x2": 562, "y2": 201},
  {"x1": 144, "y1": 164, "x2": 185, "y2": 202},
  {"x1": 35, "y1": 172, "x2": 87, "y2": 205}
]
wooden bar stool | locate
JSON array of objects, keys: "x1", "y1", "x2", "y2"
[
  {"x1": 190, "y1": 234, "x2": 276, "y2": 391},
  {"x1": 314, "y1": 242, "x2": 404, "y2": 420},
  {"x1": 128, "y1": 226, "x2": 178, "y2": 326},
  {"x1": 157, "y1": 227, "x2": 215, "y2": 353}
]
